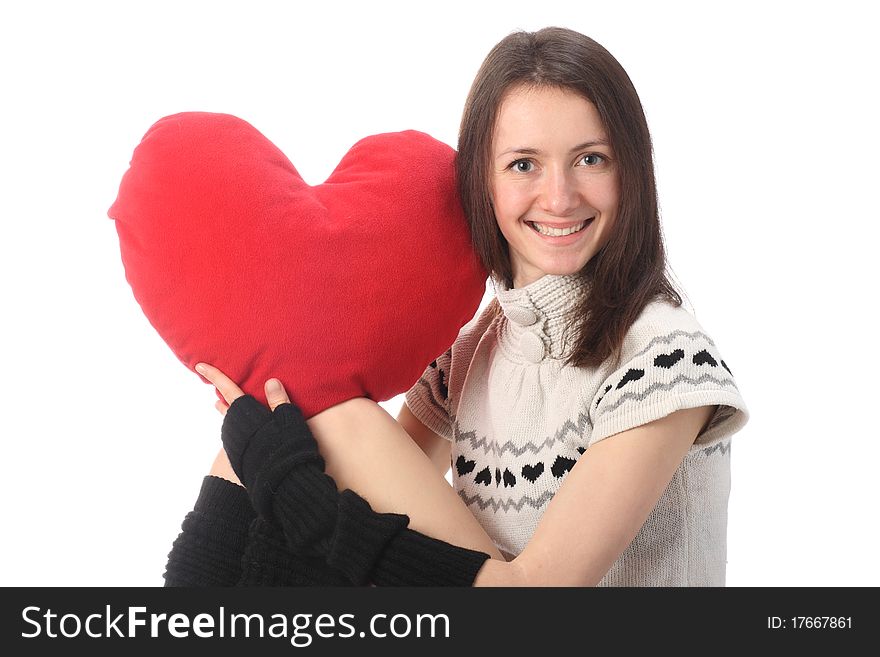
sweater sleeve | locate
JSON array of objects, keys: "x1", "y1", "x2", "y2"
[
  {"x1": 163, "y1": 476, "x2": 257, "y2": 587},
  {"x1": 404, "y1": 300, "x2": 501, "y2": 440},
  {"x1": 403, "y1": 348, "x2": 454, "y2": 439},
  {"x1": 588, "y1": 302, "x2": 749, "y2": 450}
]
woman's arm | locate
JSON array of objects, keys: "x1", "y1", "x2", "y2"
[
  {"x1": 199, "y1": 363, "x2": 711, "y2": 585},
  {"x1": 208, "y1": 446, "x2": 243, "y2": 485},
  {"x1": 208, "y1": 406, "x2": 450, "y2": 485},
  {"x1": 163, "y1": 474, "x2": 256, "y2": 586},
  {"x1": 494, "y1": 405, "x2": 715, "y2": 586},
  {"x1": 304, "y1": 397, "x2": 501, "y2": 560},
  {"x1": 315, "y1": 401, "x2": 712, "y2": 586},
  {"x1": 200, "y1": 363, "x2": 501, "y2": 561},
  {"x1": 397, "y1": 403, "x2": 451, "y2": 476}
]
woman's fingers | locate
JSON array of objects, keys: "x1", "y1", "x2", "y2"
[
  {"x1": 196, "y1": 362, "x2": 289, "y2": 413},
  {"x1": 197, "y1": 363, "x2": 289, "y2": 413},
  {"x1": 265, "y1": 378, "x2": 291, "y2": 411},
  {"x1": 195, "y1": 362, "x2": 244, "y2": 406}
]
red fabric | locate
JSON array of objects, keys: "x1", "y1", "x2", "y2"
[{"x1": 108, "y1": 112, "x2": 485, "y2": 418}]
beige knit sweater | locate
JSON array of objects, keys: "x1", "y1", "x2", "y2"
[{"x1": 405, "y1": 274, "x2": 749, "y2": 586}]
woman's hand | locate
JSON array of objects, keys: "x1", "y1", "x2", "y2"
[
  {"x1": 194, "y1": 367, "x2": 484, "y2": 586},
  {"x1": 196, "y1": 362, "x2": 292, "y2": 488},
  {"x1": 195, "y1": 362, "x2": 291, "y2": 415},
  {"x1": 196, "y1": 362, "x2": 505, "y2": 580},
  {"x1": 195, "y1": 362, "x2": 337, "y2": 528}
]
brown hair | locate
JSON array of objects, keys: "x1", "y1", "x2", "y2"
[{"x1": 457, "y1": 27, "x2": 682, "y2": 368}]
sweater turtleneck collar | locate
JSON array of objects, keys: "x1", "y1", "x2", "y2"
[{"x1": 493, "y1": 274, "x2": 590, "y2": 363}]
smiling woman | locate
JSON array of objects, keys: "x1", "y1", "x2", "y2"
[
  {"x1": 164, "y1": 26, "x2": 749, "y2": 588},
  {"x1": 490, "y1": 85, "x2": 619, "y2": 288}
]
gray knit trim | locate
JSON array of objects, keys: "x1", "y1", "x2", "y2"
[
  {"x1": 597, "y1": 374, "x2": 740, "y2": 418},
  {"x1": 701, "y1": 440, "x2": 731, "y2": 457},
  {"x1": 452, "y1": 411, "x2": 592, "y2": 457},
  {"x1": 629, "y1": 330, "x2": 717, "y2": 360},
  {"x1": 458, "y1": 489, "x2": 556, "y2": 512}
]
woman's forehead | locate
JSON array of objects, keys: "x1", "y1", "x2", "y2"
[{"x1": 492, "y1": 85, "x2": 608, "y2": 153}]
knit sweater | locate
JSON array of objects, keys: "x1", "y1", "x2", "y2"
[{"x1": 404, "y1": 274, "x2": 749, "y2": 586}]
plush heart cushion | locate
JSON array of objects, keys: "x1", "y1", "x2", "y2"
[{"x1": 108, "y1": 112, "x2": 486, "y2": 418}]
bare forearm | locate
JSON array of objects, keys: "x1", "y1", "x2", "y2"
[
  {"x1": 208, "y1": 447, "x2": 243, "y2": 486},
  {"x1": 397, "y1": 402, "x2": 452, "y2": 476},
  {"x1": 472, "y1": 557, "x2": 529, "y2": 586},
  {"x1": 304, "y1": 397, "x2": 503, "y2": 561}
]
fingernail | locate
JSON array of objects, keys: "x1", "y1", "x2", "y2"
[
  {"x1": 266, "y1": 379, "x2": 282, "y2": 393},
  {"x1": 195, "y1": 363, "x2": 207, "y2": 374}
]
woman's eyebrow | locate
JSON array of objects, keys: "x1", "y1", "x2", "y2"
[
  {"x1": 495, "y1": 139, "x2": 610, "y2": 158},
  {"x1": 570, "y1": 139, "x2": 609, "y2": 151}
]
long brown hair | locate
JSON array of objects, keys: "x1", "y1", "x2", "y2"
[{"x1": 457, "y1": 27, "x2": 682, "y2": 368}]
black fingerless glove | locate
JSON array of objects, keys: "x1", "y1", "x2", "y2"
[
  {"x1": 221, "y1": 395, "x2": 491, "y2": 586},
  {"x1": 221, "y1": 396, "x2": 343, "y2": 553}
]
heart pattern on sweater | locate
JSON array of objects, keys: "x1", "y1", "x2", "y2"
[
  {"x1": 654, "y1": 349, "x2": 685, "y2": 369},
  {"x1": 474, "y1": 468, "x2": 492, "y2": 487},
  {"x1": 551, "y1": 456, "x2": 577, "y2": 478},
  {"x1": 616, "y1": 368, "x2": 645, "y2": 390},
  {"x1": 456, "y1": 455, "x2": 476, "y2": 476},
  {"x1": 693, "y1": 350, "x2": 718, "y2": 367},
  {"x1": 521, "y1": 463, "x2": 544, "y2": 483},
  {"x1": 452, "y1": 340, "x2": 737, "y2": 496}
]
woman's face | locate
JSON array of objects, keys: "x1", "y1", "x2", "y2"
[{"x1": 490, "y1": 85, "x2": 619, "y2": 288}]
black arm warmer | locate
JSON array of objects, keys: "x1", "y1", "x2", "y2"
[
  {"x1": 326, "y1": 489, "x2": 492, "y2": 586},
  {"x1": 221, "y1": 395, "x2": 491, "y2": 586},
  {"x1": 220, "y1": 396, "x2": 341, "y2": 553},
  {"x1": 163, "y1": 476, "x2": 255, "y2": 587}
]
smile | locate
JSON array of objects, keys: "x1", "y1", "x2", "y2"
[{"x1": 527, "y1": 218, "x2": 594, "y2": 237}]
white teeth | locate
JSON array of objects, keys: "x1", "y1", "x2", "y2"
[{"x1": 531, "y1": 220, "x2": 587, "y2": 237}]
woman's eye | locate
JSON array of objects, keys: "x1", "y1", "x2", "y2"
[
  {"x1": 579, "y1": 154, "x2": 605, "y2": 166},
  {"x1": 510, "y1": 159, "x2": 534, "y2": 173}
]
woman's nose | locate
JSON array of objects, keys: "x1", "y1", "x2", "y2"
[{"x1": 537, "y1": 167, "x2": 579, "y2": 216}]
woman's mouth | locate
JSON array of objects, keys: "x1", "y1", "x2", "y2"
[{"x1": 527, "y1": 218, "x2": 594, "y2": 237}]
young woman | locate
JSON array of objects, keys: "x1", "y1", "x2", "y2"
[{"x1": 166, "y1": 27, "x2": 748, "y2": 587}]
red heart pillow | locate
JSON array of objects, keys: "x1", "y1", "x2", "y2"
[{"x1": 108, "y1": 112, "x2": 486, "y2": 418}]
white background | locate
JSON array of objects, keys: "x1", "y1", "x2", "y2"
[{"x1": 1, "y1": 0, "x2": 877, "y2": 587}]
